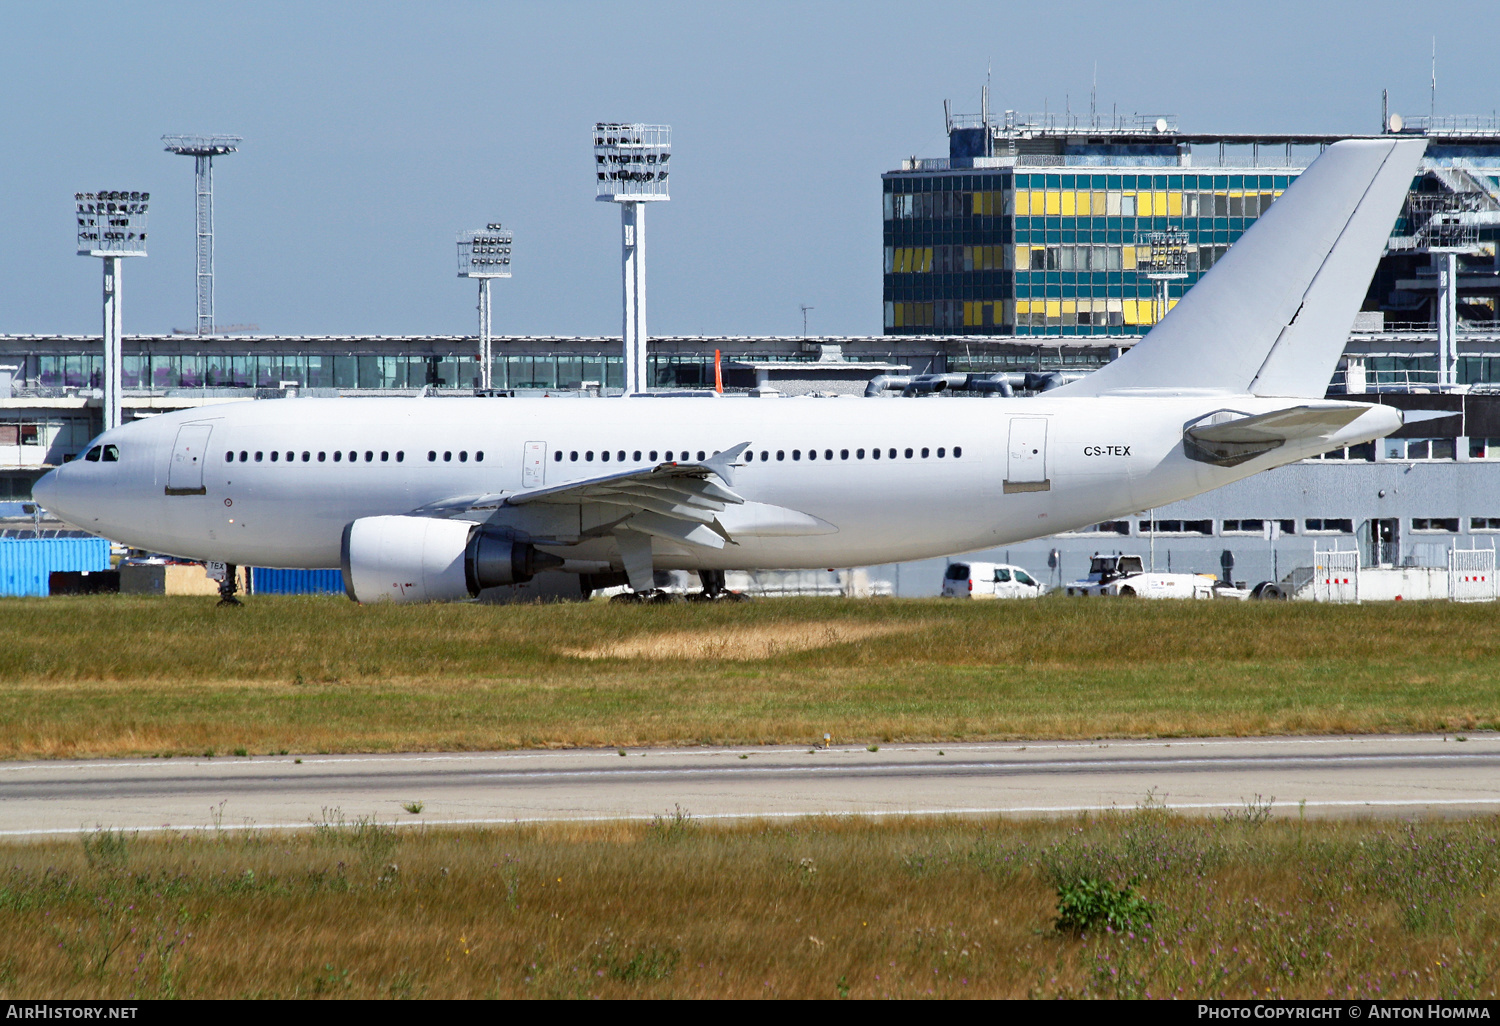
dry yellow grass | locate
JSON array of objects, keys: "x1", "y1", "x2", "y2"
[
  {"x1": 562, "y1": 619, "x2": 921, "y2": 660},
  {"x1": 5, "y1": 813, "x2": 1500, "y2": 999}
]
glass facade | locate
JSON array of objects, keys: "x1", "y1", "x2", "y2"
[{"x1": 882, "y1": 169, "x2": 1293, "y2": 336}]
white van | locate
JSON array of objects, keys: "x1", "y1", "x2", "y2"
[{"x1": 941, "y1": 562, "x2": 1047, "y2": 599}]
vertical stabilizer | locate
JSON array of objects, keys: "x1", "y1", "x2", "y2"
[{"x1": 1055, "y1": 138, "x2": 1426, "y2": 398}]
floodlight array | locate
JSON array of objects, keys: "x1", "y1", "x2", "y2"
[
  {"x1": 457, "y1": 224, "x2": 513, "y2": 278},
  {"x1": 593, "y1": 123, "x2": 671, "y2": 201},
  {"x1": 76, "y1": 190, "x2": 149, "y2": 256}
]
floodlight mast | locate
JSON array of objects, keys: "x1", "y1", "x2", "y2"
[
  {"x1": 161, "y1": 134, "x2": 240, "y2": 335},
  {"x1": 457, "y1": 224, "x2": 513, "y2": 390},
  {"x1": 594, "y1": 123, "x2": 670, "y2": 395},
  {"x1": 76, "y1": 190, "x2": 149, "y2": 432}
]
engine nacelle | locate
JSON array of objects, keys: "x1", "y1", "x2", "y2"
[{"x1": 340, "y1": 515, "x2": 563, "y2": 603}]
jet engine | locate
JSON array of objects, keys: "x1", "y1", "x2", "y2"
[{"x1": 340, "y1": 515, "x2": 563, "y2": 603}]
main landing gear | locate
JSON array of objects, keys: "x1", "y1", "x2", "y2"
[{"x1": 605, "y1": 570, "x2": 750, "y2": 604}]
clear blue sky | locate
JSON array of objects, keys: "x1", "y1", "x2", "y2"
[{"x1": 2, "y1": 1, "x2": 1496, "y2": 338}]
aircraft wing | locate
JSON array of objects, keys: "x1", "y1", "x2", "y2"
[{"x1": 409, "y1": 443, "x2": 752, "y2": 551}]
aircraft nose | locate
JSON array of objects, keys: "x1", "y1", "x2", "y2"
[{"x1": 31, "y1": 467, "x2": 59, "y2": 512}]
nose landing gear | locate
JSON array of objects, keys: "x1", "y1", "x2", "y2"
[{"x1": 217, "y1": 562, "x2": 242, "y2": 607}]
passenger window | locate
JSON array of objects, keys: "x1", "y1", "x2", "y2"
[
  {"x1": 857, "y1": 449, "x2": 865, "y2": 459},
  {"x1": 396, "y1": 451, "x2": 404, "y2": 462},
  {"x1": 302, "y1": 452, "x2": 310, "y2": 462},
  {"x1": 649, "y1": 451, "x2": 658, "y2": 461},
  {"x1": 286, "y1": 452, "x2": 294, "y2": 462},
  {"x1": 84, "y1": 446, "x2": 101, "y2": 462},
  {"x1": 225, "y1": 451, "x2": 233, "y2": 462},
  {"x1": 921, "y1": 447, "x2": 929, "y2": 458},
  {"x1": 459, "y1": 451, "x2": 468, "y2": 462},
  {"x1": 239, "y1": 451, "x2": 248, "y2": 462},
  {"x1": 318, "y1": 452, "x2": 327, "y2": 462},
  {"x1": 776, "y1": 450, "x2": 785, "y2": 461},
  {"x1": 840, "y1": 449, "x2": 849, "y2": 460},
  {"x1": 697, "y1": 450, "x2": 705, "y2": 461},
  {"x1": 585, "y1": 451, "x2": 594, "y2": 462},
  {"x1": 825, "y1": 450, "x2": 833, "y2": 460},
  {"x1": 760, "y1": 451, "x2": 768, "y2": 461},
  {"x1": 255, "y1": 452, "x2": 264, "y2": 462},
  {"x1": 1015, "y1": 571, "x2": 1035, "y2": 586},
  {"x1": 570, "y1": 451, "x2": 578, "y2": 462},
  {"x1": 994, "y1": 569, "x2": 1011, "y2": 582},
  {"x1": 807, "y1": 449, "x2": 816, "y2": 460},
  {"x1": 872, "y1": 448, "x2": 881, "y2": 460},
  {"x1": 365, "y1": 451, "x2": 374, "y2": 462},
  {"x1": 443, "y1": 451, "x2": 452, "y2": 462},
  {"x1": 954, "y1": 446, "x2": 963, "y2": 457},
  {"x1": 475, "y1": 452, "x2": 484, "y2": 463},
  {"x1": 553, "y1": 451, "x2": 562, "y2": 462},
  {"x1": 601, "y1": 451, "x2": 610, "y2": 462},
  {"x1": 937, "y1": 447, "x2": 946, "y2": 458},
  {"x1": 665, "y1": 451, "x2": 673, "y2": 461},
  {"x1": 428, "y1": 451, "x2": 436, "y2": 462},
  {"x1": 102, "y1": 445, "x2": 119, "y2": 462},
  {"x1": 270, "y1": 451, "x2": 279, "y2": 462},
  {"x1": 349, "y1": 451, "x2": 357, "y2": 462},
  {"x1": 793, "y1": 450, "x2": 801, "y2": 460},
  {"x1": 333, "y1": 451, "x2": 342, "y2": 462},
  {"x1": 380, "y1": 451, "x2": 389, "y2": 462},
  {"x1": 904, "y1": 448, "x2": 912, "y2": 459}
]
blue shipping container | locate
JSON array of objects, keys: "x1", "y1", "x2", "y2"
[
  {"x1": 0, "y1": 538, "x2": 112, "y2": 597},
  {"x1": 250, "y1": 567, "x2": 345, "y2": 595}
]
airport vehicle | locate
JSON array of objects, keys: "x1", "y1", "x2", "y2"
[
  {"x1": 941, "y1": 561, "x2": 1046, "y2": 599},
  {"x1": 1063, "y1": 553, "x2": 1251, "y2": 599},
  {"x1": 34, "y1": 140, "x2": 1429, "y2": 603}
]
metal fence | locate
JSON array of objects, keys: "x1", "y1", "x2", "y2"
[
  {"x1": 1449, "y1": 548, "x2": 1498, "y2": 602},
  {"x1": 1311, "y1": 549, "x2": 1360, "y2": 603}
]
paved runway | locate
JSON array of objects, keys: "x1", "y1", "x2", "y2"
[{"x1": 1, "y1": 733, "x2": 1498, "y2": 836}]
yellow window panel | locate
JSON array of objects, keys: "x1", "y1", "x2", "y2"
[
  {"x1": 1076, "y1": 191, "x2": 1091, "y2": 216},
  {"x1": 1060, "y1": 191, "x2": 1075, "y2": 217},
  {"x1": 1121, "y1": 246, "x2": 1136, "y2": 270},
  {"x1": 1045, "y1": 300, "x2": 1061, "y2": 318},
  {"x1": 1093, "y1": 191, "x2": 1107, "y2": 214},
  {"x1": 894, "y1": 304, "x2": 905, "y2": 327},
  {"x1": 897, "y1": 249, "x2": 908, "y2": 273},
  {"x1": 1168, "y1": 192, "x2": 1182, "y2": 216},
  {"x1": 1015, "y1": 299, "x2": 1030, "y2": 315},
  {"x1": 1122, "y1": 299, "x2": 1139, "y2": 324},
  {"x1": 1061, "y1": 300, "x2": 1076, "y2": 315},
  {"x1": 1044, "y1": 191, "x2": 1061, "y2": 216},
  {"x1": 972, "y1": 192, "x2": 985, "y2": 215},
  {"x1": 1014, "y1": 245, "x2": 1029, "y2": 270},
  {"x1": 922, "y1": 247, "x2": 933, "y2": 273},
  {"x1": 1168, "y1": 298, "x2": 1179, "y2": 311}
]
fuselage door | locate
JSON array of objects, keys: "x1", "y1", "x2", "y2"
[
  {"x1": 522, "y1": 441, "x2": 547, "y2": 489},
  {"x1": 165, "y1": 423, "x2": 213, "y2": 496},
  {"x1": 1004, "y1": 417, "x2": 1050, "y2": 493}
]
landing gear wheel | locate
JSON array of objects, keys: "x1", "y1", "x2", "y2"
[
  {"x1": 1251, "y1": 582, "x2": 1286, "y2": 600},
  {"x1": 610, "y1": 592, "x2": 646, "y2": 605},
  {"x1": 647, "y1": 590, "x2": 683, "y2": 604}
]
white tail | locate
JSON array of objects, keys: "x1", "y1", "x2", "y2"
[{"x1": 1057, "y1": 138, "x2": 1427, "y2": 398}]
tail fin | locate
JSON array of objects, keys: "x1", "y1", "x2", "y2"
[{"x1": 1056, "y1": 138, "x2": 1426, "y2": 398}]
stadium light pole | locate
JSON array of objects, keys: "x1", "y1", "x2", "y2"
[
  {"x1": 161, "y1": 135, "x2": 240, "y2": 336},
  {"x1": 594, "y1": 123, "x2": 670, "y2": 395},
  {"x1": 76, "y1": 190, "x2": 148, "y2": 432},
  {"x1": 457, "y1": 223, "x2": 513, "y2": 390}
]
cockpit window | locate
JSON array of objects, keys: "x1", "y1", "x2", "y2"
[
  {"x1": 101, "y1": 445, "x2": 119, "y2": 463},
  {"x1": 83, "y1": 446, "x2": 102, "y2": 462}
]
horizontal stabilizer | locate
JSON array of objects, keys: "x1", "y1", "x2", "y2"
[{"x1": 1186, "y1": 405, "x2": 1366, "y2": 444}]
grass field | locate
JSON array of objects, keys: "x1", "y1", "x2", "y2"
[
  {"x1": 6, "y1": 811, "x2": 1500, "y2": 999},
  {"x1": 0, "y1": 594, "x2": 1497, "y2": 759}
]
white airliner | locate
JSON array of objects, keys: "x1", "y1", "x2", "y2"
[{"x1": 36, "y1": 139, "x2": 1428, "y2": 603}]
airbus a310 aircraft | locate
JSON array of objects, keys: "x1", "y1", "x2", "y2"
[{"x1": 36, "y1": 139, "x2": 1428, "y2": 603}]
